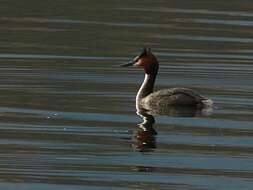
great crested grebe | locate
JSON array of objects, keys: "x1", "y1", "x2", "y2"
[{"x1": 121, "y1": 48, "x2": 213, "y2": 112}]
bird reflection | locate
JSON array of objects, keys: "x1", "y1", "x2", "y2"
[
  {"x1": 132, "y1": 108, "x2": 157, "y2": 152},
  {"x1": 132, "y1": 104, "x2": 212, "y2": 152}
]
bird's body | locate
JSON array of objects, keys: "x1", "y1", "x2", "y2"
[
  {"x1": 121, "y1": 48, "x2": 212, "y2": 113},
  {"x1": 141, "y1": 87, "x2": 208, "y2": 109}
]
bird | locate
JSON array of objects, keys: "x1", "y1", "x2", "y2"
[{"x1": 121, "y1": 48, "x2": 213, "y2": 113}]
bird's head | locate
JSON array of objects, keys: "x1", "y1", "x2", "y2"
[{"x1": 121, "y1": 48, "x2": 159, "y2": 75}]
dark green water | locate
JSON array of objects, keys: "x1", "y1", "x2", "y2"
[{"x1": 0, "y1": 1, "x2": 253, "y2": 189}]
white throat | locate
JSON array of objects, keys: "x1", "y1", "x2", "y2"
[{"x1": 136, "y1": 73, "x2": 156, "y2": 106}]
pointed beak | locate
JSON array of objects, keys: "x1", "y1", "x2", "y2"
[{"x1": 120, "y1": 61, "x2": 134, "y2": 67}]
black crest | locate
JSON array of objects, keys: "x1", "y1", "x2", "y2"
[{"x1": 139, "y1": 47, "x2": 151, "y2": 57}]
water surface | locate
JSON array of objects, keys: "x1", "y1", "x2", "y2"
[{"x1": 0, "y1": 1, "x2": 253, "y2": 190}]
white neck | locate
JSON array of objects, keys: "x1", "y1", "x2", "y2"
[{"x1": 136, "y1": 73, "x2": 156, "y2": 105}]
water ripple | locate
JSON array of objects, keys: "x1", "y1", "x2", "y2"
[
  {"x1": 0, "y1": 53, "x2": 126, "y2": 61},
  {"x1": 156, "y1": 34, "x2": 253, "y2": 44}
]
